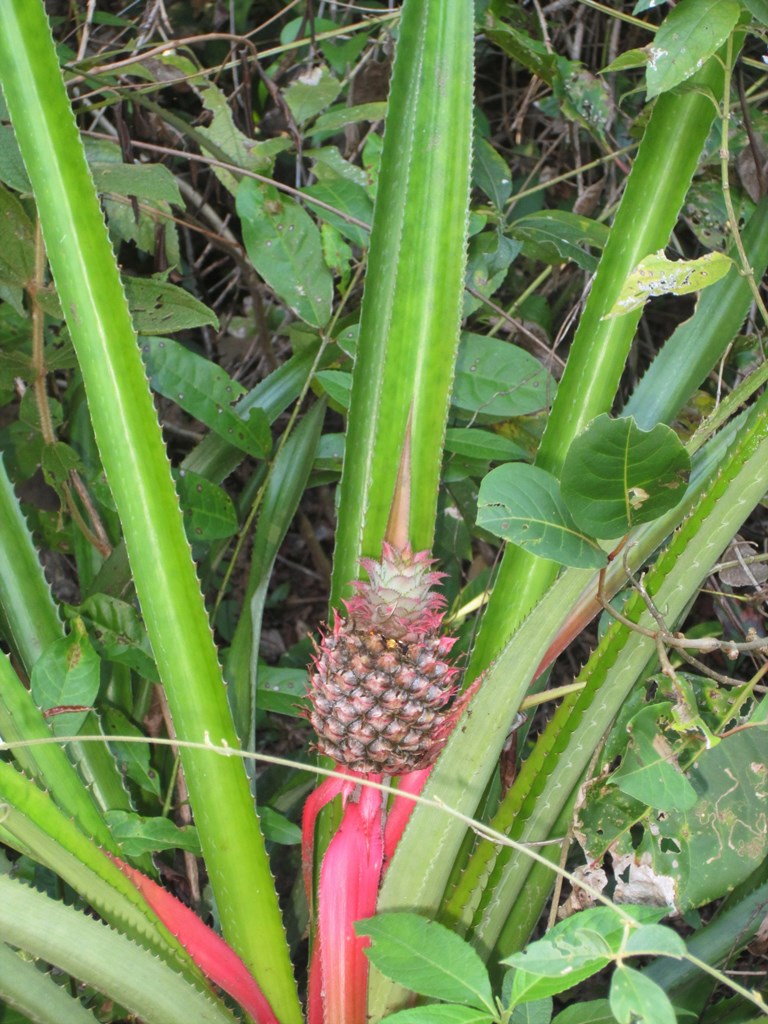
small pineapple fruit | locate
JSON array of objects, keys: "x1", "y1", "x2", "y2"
[{"x1": 308, "y1": 543, "x2": 461, "y2": 775}]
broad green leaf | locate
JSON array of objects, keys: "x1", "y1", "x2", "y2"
[
  {"x1": 176, "y1": 469, "x2": 238, "y2": 542},
  {"x1": 505, "y1": 936, "x2": 612, "y2": 1004},
  {"x1": 101, "y1": 707, "x2": 162, "y2": 798},
  {"x1": 105, "y1": 810, "x2": 202, "y2": 858},
  {"x1": 609, "y1": 966, "x2": 676, "y2": 1024},
  {"x1": 0, "y1": 181, "x2": 35, "y2": 289},
  {"x1": 237, "y1": 178, "x2": 333, "y2": 328},
  {"x1": 382, "y1": 1008, "x2": 493, "y2": 1024},
  {"x1": 312, "y1": 101, "x2": 387, "y2": 135},
  {"x1": 124, "y1": 276, "x2": 218, "y2": 334},
  {"x1": 30, "y1": 622, "x2": 101, "y2": 736},
  {"x1": 0, "y1": 123, "x2": 31, "y2": 191},
  {"x1": 477, "y1": 463, "x2": 607, "y2": 569},
  {"x1": 196, "y1": 81, "x2": 280, "y2": 194},
  {"x1": 509, "y1": 997, "x2": 554, "y2": 1024},
  {"x1": 464, "y1": 230, "x2": 521, "y2": 313},
  {"x1": 553, "y1": 58, "x2": 614, "y2": 145},
  {"x1": 503, "y1": 908, "x2": 662, "y2": 1004},
  {"x1": 605, "y1": 249, "x2": 734, "y2": 318},
  {"x1": 358, "y1": 913, "x2": 495, "y2": 1012},
  {"x1": 560, "y1": 415, "x2": 691, "y2": 537},
  {"x1": 646, "y1": 0, "x2": 741, "y2": 99},
  {"x1": 314, "y1": 368, "x2": 352, "y2": 408},
  {"x1": 284, "y1": 66, "x2": 342, "y2": 123},
  {"x1": 601, "y1": 49, "x2": 649, "y2": 74},
  {"x1": 41, "y1": 441, "x2": 85, "y2": 504},
  {"x1": 610, "y1": 704, "x2": 698, "y2": 812},
  {"x1": 140, "y1": 336, "x2": 271, "y2": 458},
  {"x1": 742, "y1": 0, "x2": 768, "y2": 23},
  {"x1": 452, "y1": 333, "x2": 556, "y2": 420},
  {"x1": 256, "y1": 665, "x2": 309, "y2": 716},
  {"x1": 510, "y1": 210, "x2": 609, "y2": 272},
  {"x1": 77, "y1": 593, "x2": 158, "y2": 680},
  {"x1": 552, "y1": 1000, "x2": 613, "y2": 1024},
  {"x1": 484, "y1": 21, "x2": 557, "y2": 85}
]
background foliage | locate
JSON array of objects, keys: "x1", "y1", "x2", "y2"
[{"x1": 0, "y1": 1, "x2": 767, "y2": 1022}]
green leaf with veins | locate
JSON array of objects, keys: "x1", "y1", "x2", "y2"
[
  {"x1": 357, "y1": 913, "x2": 495, "y2": 1012},
  {"x1": 238, "y1": 178, "x2": 334, "y2": 328},
  {"x1": 560, "y1": 414, "x2": 690, "y2": 537},
  {"x1": 477, "y1": 463, "x2": 607, "y2": 569}
]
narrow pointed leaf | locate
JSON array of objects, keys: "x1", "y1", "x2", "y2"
[
  {"x1": 113, "y1": 858, "x2": 280, "y2": 1024},
  {"x1": 0, "y1": 875, "x2": 240, "y2": 1024}
]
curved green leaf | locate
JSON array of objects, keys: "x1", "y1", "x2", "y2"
[
  {"x1": 0, "y1": 874, "x2": 238, "y2": 1024},
  {"x1": 610, "y1": 966, "x2": 676, "y2": 1024},
  {"x1": 452, "y1": 334, "x2": 556, "y2": 421},
  {"x1": 560, "y1": 415, "x2": 690, "y2": 537},
  {"x1": 0, "y1": 6, "x2": 301, "y2": 1017},
  {"x1": 140, "y1": 336, "x2": 271, "y2": 458},
  {"x1": 0, "y1": 940, "x2": 98, "y2": 1024},
  {"x1": 477, "y1": 463, "x2": 606, "y2": 569}
]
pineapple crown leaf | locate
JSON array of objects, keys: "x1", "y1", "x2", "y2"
[{"x1": 345, "y1": 543, "x2": 447, "y2": 640}]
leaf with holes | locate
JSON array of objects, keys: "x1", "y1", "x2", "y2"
[
  {"x1": 238, "y1": 178, "x2": 333, "y2": 328},
  {"x1": 123, "y1": 276, "x2": 219, "y2": 334},
  {"x1": 610, "y1": 704, "x2": 698, "y2": 812},
  {"x1": 477, "y1": 463, "x2": 606, "y2": 569},
  {"x1": 560, "y1": 415, "x2": 690, "y2": 537},
  {"x1": 604, "y1": 250, "x2": 734, "y2": 318},
  {"x1": 610, "y1": 967, "x2": 676, "y2": 1024}
]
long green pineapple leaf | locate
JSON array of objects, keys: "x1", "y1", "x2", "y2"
[
  {"x1": 0, "y1": 939, "x2": 99, "y2": 1024},
  {"x1": 0, "y1": 874, "x2": 239, "y2": 1024},
  {"x1": 467, "y1": 31, "x2": 744, "y2": 681},
  {"x1": 331, "y1": 0, "x2": 474, "y2": 601},
  {"x1": 0, "y1": 5, "x2": 300, "y2": 1018},
  {"x1": 227, "y1": 399, "x2": 326, "y2": 749},
  {"x1": 0, "y1": 759, "x2": 199, "y2": 976}
]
